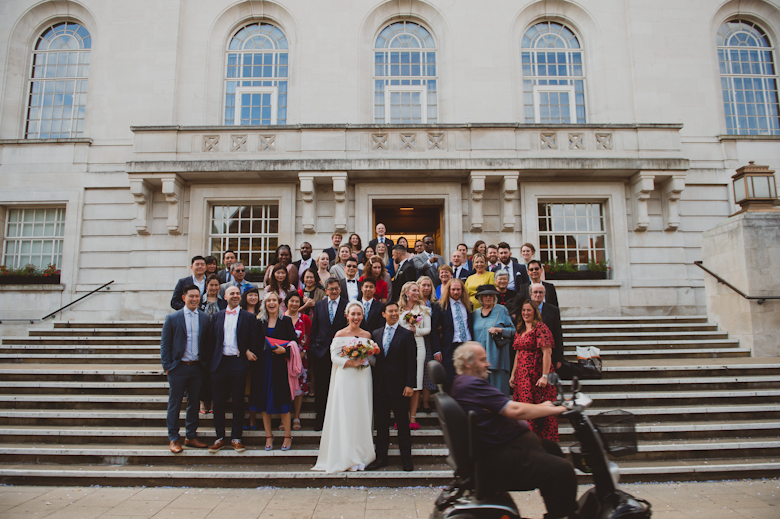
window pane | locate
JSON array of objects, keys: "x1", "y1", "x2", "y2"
[{"x1": 537, "y1": 202, "x2": 607, "y2": 267}]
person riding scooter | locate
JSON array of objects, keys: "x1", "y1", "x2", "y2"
[{"x1": 450, "y1": 342, "x2": 578, "y2": 519}]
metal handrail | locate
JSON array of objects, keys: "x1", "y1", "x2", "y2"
[
  {"x1": 0, "y1": 280, "x2": 114, "y2": 324},
  {"x1": 694, "y1": 261, "x2": 779, "y2": 305}
]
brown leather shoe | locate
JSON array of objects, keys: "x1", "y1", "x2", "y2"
[
  {"x1": 232, "y1": 439, "x2": 246, "y2": 453},
  {"x1": 169, "y1": 440, "x2": 183, "y2": 454},
  {"x1": 209, "y1": 438, "x2": 227, "y2": 453},
  {"x1": 184, "y1": 438, "x2": 208, "y2": 449}
]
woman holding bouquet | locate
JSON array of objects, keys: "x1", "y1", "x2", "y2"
[
  {"x1": 397, "y1": 281, "x2": 431, "y2": 430},
  {"x1": 312, "y1": 301, "x2": 377, "y2": 473}
]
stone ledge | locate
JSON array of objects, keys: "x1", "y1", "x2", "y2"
[
  {"x1": 0, "y1": 138, "x2": 92, "y2": 145},
  {"x1": 553, "y1": 280, "x2": 622, "y2": 288},
  {"x1": 718, "y1": 134, "x2": 780, "y2": 141},
  {"x1": 0, "y1": 284, "x2": 65, "y2": 292}
]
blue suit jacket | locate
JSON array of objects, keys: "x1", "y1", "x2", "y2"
[
  {"x1": 171, "y1": 276, "x2": 202, "y2": 310},
  {"x1": 160, "y1": 308, "x2": 210, "y2": 372},
  {"x1": 202, "y1": 309, "x2": 261, "y2": 373},
  {"x1": 310, "y1": 297, "x2": 348, "y2": 360},
  {"x1": 371, "y1": 325, "x2": 417, "y2": 397}
]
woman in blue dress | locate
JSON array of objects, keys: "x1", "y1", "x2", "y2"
[
  {"x1": 251, "y1": 291, "x2": 297, "y2": 451},
  {"x1": 470, "y1": 284, "x2": 515, "y2": 396}
]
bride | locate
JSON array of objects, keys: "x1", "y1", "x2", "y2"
[{"x1": 312, "y1": 301, "x2": 376, "y2": 472}]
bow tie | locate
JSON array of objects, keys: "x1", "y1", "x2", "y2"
[
  {"x1": 226, "y1": 308, "x2": 238, "y2": 315},
  {"x1": 347, "y1": 279, "x2": 356, "y2": 283}
]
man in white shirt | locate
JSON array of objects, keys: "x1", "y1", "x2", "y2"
[
  {"x1": 368, "y1": 223, "x2": 395, "y2": 251},
  {"x1": 218, "y1": 250, "x2": 237, "y2": 284},
  {"x1": 495, "y1": 242, "x2": 529, "y2": 291},
  {"x1": 359, "y1": 278, "x2": 385, "y2": 332},
  {"x1": 294, "y1": 242, "x2": 313, "y2": 290},
  {"x1": 339, "y1": 257, "x2": 361, "y2": 301},
  {"x1": 450, "y1": 250, "x2": 471, "y2": 281},
  {"x1": 171, "y1": 256, "x2": 207, "y2": 310},
  {"x1": 413, "y1": 235, "x2": 446, "y2": 286}
]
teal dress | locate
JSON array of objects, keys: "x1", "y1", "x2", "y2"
[{"x1": 471, "y1": 304, "x2": 515, "y2": 396}]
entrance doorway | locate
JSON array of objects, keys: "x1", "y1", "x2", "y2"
[{"x1": 373, "y1": 203, "x2": 443, "y2": 254}]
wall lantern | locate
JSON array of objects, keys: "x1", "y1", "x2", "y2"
[{"x1": 732, "y1": 161, "x2": 779, "y2": 214}]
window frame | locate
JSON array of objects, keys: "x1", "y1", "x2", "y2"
[
  {"x1": 536, "y1": 201, "x2": 607, "y2": 266},
  {"x1": 532, "y1": 84, "x2": 576, "y2": 124},
  {"x1": 233, "y1": 86, "x2": 279, "y2": 126},
  {"x1": 383, "y1": 85, "x2": 428, "y2": 124},
  {"x1": 207, "y1": 202, "x2": 280, "y2": 269},
  {"x1": 2, "y1": 206, "x2": 66, "y2": 270}
]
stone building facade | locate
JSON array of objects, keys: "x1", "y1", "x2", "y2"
[{"x1": 0, "y1": 0, "x2": 778, "y2": 322}]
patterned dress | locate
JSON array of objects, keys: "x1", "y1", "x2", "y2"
[{"x1": 512, "y1": 322, "x2": 558, "y2": 441}]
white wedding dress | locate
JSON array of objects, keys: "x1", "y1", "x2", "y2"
[{"x1": 311, "y1": 336, "x2": 376, "y2": 473}]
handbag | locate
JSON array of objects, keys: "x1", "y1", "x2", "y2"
[
  {"x1": 576, "y1": 346, "x2": 603, "y2": 379},
  {"x1": 489, "y1": 310, "x2": 514, "y2": 349}
]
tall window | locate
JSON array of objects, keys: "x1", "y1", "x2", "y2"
[
  {"x1": 374, "y1": 21, "x2": 437, "y2": 123},
  {"x1": 209, "y1": 204, "x2": 278, "y2": 268},
  {"x1": 3, "y1": 208, "x2": 65, "y2": 269},
  {"x1": 225, "y1": 23, "x2": 288, "y2": 125},
  {"x1": 26, "y1": 22, "x2": 91, "y2": 139},
  {"x1": 717, "y1": 20, "x2": 780, "y2": 135},
  {"x1": 538, "y1": 202, "x2": 605, "y2": 266},
  {"x1": 521, "y1": 21, "x2": 585, "y2": 124}
]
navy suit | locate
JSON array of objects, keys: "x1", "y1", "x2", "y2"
[
  {"x1": 438, "y1": 301, "x2": 475, "y2": 391},
  {"x1": 508, "y1": 281, "x2": 560, "y2": 316},
  {"x1": 171, "y1": 276, "x2": 203, "y2": 310},
  {"x1": 160, "y1": 308, "x2": 210, "y2": 442},
  {"x1": 391, "y1": 259, "x2": 418, "y2": 301},
  {"x1": 202, "y1": 308, "x2": 261, "y2": 441},
  {"x1": 494, "y1": 259, "x2": 530, "y2": 289},
  {"x1": 371, "y1": 324, "x2": 417, "y2": 462},
  {"x1": 359, "y1": 299, "x2": 385, "y2": 333},
  {"x1": 449, "y1": 264, "x2": 472, "y2": 281},
  {"x1": 309, "y1": 297, "x2": 348, "y2": 429},
  {"x1": 540, "y1": 303, "x2": 565, "y2": 366},
  {"x1": 368, "y1": 237, "x2": 394, "y2": 251},
  {"x1": 323, "y1": 246, "x2": 338, "y2": 262}
]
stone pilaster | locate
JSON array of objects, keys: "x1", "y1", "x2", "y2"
[
  {"x1": 129, "y1": 179, "x2": 153, "y2": 235},
  {"x1": 332, "y1": 172, "x2": 348, "y2": 233},
  {"x1": 469, "y1": 172, "x2": 486, "y2": 232},
  {"x1": 500, "y1": 172, "x2": 519, "y2": 232},
  {"x1": 161, "y1": 176, "x2": 184, "y2": 235},
  {"x1": 298, "y1": 173, "x2": 317, "y2": 234},
  {"x1": 630, "y1": 172, "x2": 655, "y2": 232},
  {"x1": 660, "y1": 175, "x2": 685, "y2": 231}
]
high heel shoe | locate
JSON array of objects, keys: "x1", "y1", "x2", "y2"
[
  {"x1": 265, "y1": 436, "x2": 274, "y2": 451},
  {"x1": 281, "y1": 436, "x2": 293, "y2": 451}
]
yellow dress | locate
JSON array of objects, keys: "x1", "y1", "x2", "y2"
[{"x1": 465, "y1": 271, "x2": 495, "y2": 309}]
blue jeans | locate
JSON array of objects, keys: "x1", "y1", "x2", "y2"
[{"x1": 166, "y1": 363, "x2": 202, "y2": 442}]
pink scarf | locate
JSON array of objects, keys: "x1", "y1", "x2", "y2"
[{"x1": 286, "y1": 340, "x2": 302, "y2": 399}]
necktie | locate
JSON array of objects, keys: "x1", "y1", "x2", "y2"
[
  {"x1": 383, "y1": 325, "x2": 394, "y2": 355},
  {"x1": 454, "y1": 301, "x2": 467, "y2": 342},
  {"x1": 226, "y1": 308, "x2": 237, "y2": 315},
  {"x1": 329, "y1": 300, "x2": 336, "y2": 323},
  {"x1": 363, "y1": 300, "x2": 370, "y2": 319},
  {"x1": 380, "y1": 237, "x2": 384, "y2": 243}
]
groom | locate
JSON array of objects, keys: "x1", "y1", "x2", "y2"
[{"x1": 367, "y1": 301, "x2": 417, "y2": 472}]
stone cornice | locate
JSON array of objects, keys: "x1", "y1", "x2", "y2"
[{"x1": 130, "y1": 123, "x2": 684, "y2": 132}]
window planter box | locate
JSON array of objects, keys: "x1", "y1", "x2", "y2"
[
  {"x1": 545, "y1": 271, "x2": 607, "y2": 281},
  {"x1": 0, "y1": 275, "x2": 61, "y2": 285},
  {"x1": 245, "y1": 273, "x2": 265, "y2": 283}
]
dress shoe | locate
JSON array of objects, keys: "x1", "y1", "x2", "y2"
[
  {"x1": 232, "y1": 439, "x2": 246, "y2": 453},
  {"x1": 169, "y1": 440, "x2": 183, "y2": 454},
  {"x1": 184, "y1": 438, "x2": 207, "y2": 449},
  {"x1": 402, "y1": 458, "x2": 414, "y2": 472},
  {"x1": 366, "y1": 458, "x2": 388, "y2": 471},
  {"x1": 209, "y1": 438, "x2": 227, "y2": 453}
]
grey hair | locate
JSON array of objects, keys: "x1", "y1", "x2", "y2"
[
  {"x1": 453, "y1": 341, "x2": 483, "y2": 375},
  {"x1": 230, "y1": 262, "x2": 244, "y2": 272},
  {"x1": 530, "y1": 282, "x2": 546, "y2": 294},
  {"x1": 494, "y1": 270, "x2": 509, "y2": 281}
]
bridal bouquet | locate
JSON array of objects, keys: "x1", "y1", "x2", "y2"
[
  {"x1": 403, "y1": 312, "x2": 423, "y2": 326},
  {"x1": 340, "y1": 338, "x2": 380, "y2": 369}
]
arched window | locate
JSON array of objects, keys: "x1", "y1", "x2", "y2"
[
  {"x1": 521, "y1": 21, "x2": 585, "y2": 124},
  {"x1": 225, "y1": 23, "x2": 288, "y2": 125},
  {"x1": 373, "y1": 21, "x2": 437, "y2": 123},
  {"x1": 26, "y1": 22, "x2": 91, "y2": 139},
  {"x1": 717, "y1": 20, "x2": 779, "y2": 135}
]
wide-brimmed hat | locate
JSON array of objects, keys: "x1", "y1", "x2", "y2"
[{"x1": 475, "y1": 284, "x2": 500, "y2": 298}]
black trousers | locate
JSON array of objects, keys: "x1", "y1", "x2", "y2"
[
  {"x1": 311, "y1": 353, "x2": 332, "y2": 430},
  {"x1": 373, "y1": 393, "x2": 412, "y2": 461},
  {"x1": 211, "y1": 356, "x2": 247, "y2": 441},
  {"x1": 482, "y1": 431, "x2": 577, "y2": 519}
]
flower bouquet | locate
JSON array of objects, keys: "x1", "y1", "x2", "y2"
[
  {"x1": 340, "y1": 337, "x2": 380, "y2": 369},
  {"x1": 403, "y1": 312, "x2": 422, "y2": 326}
]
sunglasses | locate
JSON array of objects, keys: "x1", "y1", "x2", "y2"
[{"x1": 528, "y1": 267, "x2": 540, "y2": 271}]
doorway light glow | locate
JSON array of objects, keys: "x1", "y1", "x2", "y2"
[{"x1": 400, "y1": 207, "x2": 414, "y2": 211}]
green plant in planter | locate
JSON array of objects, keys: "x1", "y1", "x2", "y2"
[
  {"x1": 586, "y1": 259, "x2": 610, "y2": 273},
  {"x1": 0, "y1": 263, "x2": 60, "y2": 277},
  {"x1": 544, "y1": 259, "x2": 577, "y2": 274}
]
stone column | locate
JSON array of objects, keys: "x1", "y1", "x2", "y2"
[{"x1": 701, "y1": 212, "x2": 780, "y2": 357}]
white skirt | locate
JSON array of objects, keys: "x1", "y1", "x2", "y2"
[{"x1": 414, "y1": 336, "x2": 425, "y2": 390}]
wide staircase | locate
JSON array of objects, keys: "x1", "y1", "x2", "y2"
[{"x1": 0, "y1": 316, "x2": 778, "y2": 487}]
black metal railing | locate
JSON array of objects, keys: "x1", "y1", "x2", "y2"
[
  {"x1": 694, "y1": 261, "x2": 779, "y2": 305},
  {"x1": 0, "y1": 280, "x2": 114, "y2": 324}
]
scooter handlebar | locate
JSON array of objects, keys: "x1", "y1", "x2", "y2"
[{"x1": 547, "y1": 373, "x2": 565, "y2": 405}]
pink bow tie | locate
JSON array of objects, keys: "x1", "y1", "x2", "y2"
[{"x1": 226, "y1": 309, "x2": 238, "y2": 315}]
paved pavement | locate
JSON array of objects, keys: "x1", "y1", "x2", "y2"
[{"x1": 0, "y1": 479, "x2": 777, "y2": 518}]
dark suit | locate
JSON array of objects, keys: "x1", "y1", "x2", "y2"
[
  {"x1": 371, "y1": 324, "x2": 416, "y2": 461},
  {"x1": 368, "y1": 237, "x2": 394, "y2": 251},
  {"x1": 438, "y1": 301, "x2": 475, "y2": 390},
  {"x1": 494, "y1": 259, "x2": 530, "y2": 290},
  {"x1": 507, "y1": 281, "x2": 560, "y2": 316},
  {"x1": 359, "y1": 299, "x2": 385, "y2": 333},
  {"x1": 217, "y1": 268, "x2": 233, "y2": 284},
  {"x1": 323, "y1": 246, "x2": 338, "y2": 262},
  {"x1": 171, "y1": 276, "x2": 203, "y2": 310},
  {"x1": 391, "y1": 259, "x2": 418, "y2": 300},
  {"x1": 309, "y1": 296, "x2": 349, "y2": 429},
  {"x1": 540, "y1": 303, "x2": 565, "y2": 366},
  {"x1": 338, "y1": 278, "x2": 362, "y2": 302},
  {"x1": 160, "y1": 308, "x2": 210, "y2": 442},
  {"x1": 201, "y1": 308, "x2": 261, "y2": 441},
  {"x1": 450, "y1": 264, "x2": 472, "y2": 281}
]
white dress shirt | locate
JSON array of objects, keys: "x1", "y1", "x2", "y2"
[
  {"x1": 345, "y1": 277, "x2": 359, "y2": 301},
  {"x1": 297, "y1": 258, "x2": 312, "y2": 289},
  {"x1": 222, "y1": 307, "x2": 240, "y2": 357},
  {"x1": 497, "y1": 260, "x2": 516, "y2": 290},
  {"x1": 192, "y1": 275, "x2": 205, "y2": 295},
  {"x1": 450, "y1": 301, "x2": 472, "y2": 343}
]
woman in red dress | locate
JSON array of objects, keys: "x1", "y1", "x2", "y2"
[
  {"x1": 284, "y1": 291, "x2": 311, "y2": 432},
  {"x1": 509, "y1": 299, "x2": 558, "y2": 441}
]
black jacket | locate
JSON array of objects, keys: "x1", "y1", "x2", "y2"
[
  {"x1": 360, "y1": 299, "x2": 386, "y2": 333},
  {"x1": 309, "y1": 297, "x2": 349, "y2": 359},
  {"x1": 371, "y1": 325, "x2": 417, "y2": 397},
  {"x1": 540, "y1": 303, "x2": 565, "y2": 365},
  {"x1": 201, "y1": 308, "x2": 261, "y2": 372},
  {"x1": 391, "y1": 259, "x2": 418, "y2": 300}
]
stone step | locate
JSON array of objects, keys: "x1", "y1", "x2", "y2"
[
  {"x1": 563, "y1": 338, "x2": 738, "y2": 349},
  {"x1": 562, "y1": 316, "x2": 710, "y2": 325},
  {"x1": 564, "y1": 331, "x2": 730, "y2": 341},
  {"x1": 0, "y1": 337, "x2": 160, "y2": 345},
  {"x1": 564, "y1": 323, "x2": 719, "y2": 333},
  {"x1": 53, "y1": 322, "x2": 164, "y2": 329},
  {"x1": 2, "y1": 458, "x2": 778, "y2": 487},
  {"x1": 0, "y1": 353, "x2": 160, "y2": 364},
  {"x1": 563, "y1": 347, "x2": 750, "y2": 359},
  {"x1": 31, "y1": 328, "x2": 164, "y2": 337},
  {"x1": 598, "y1": 361, "x2": 780, "y2": 379}
]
